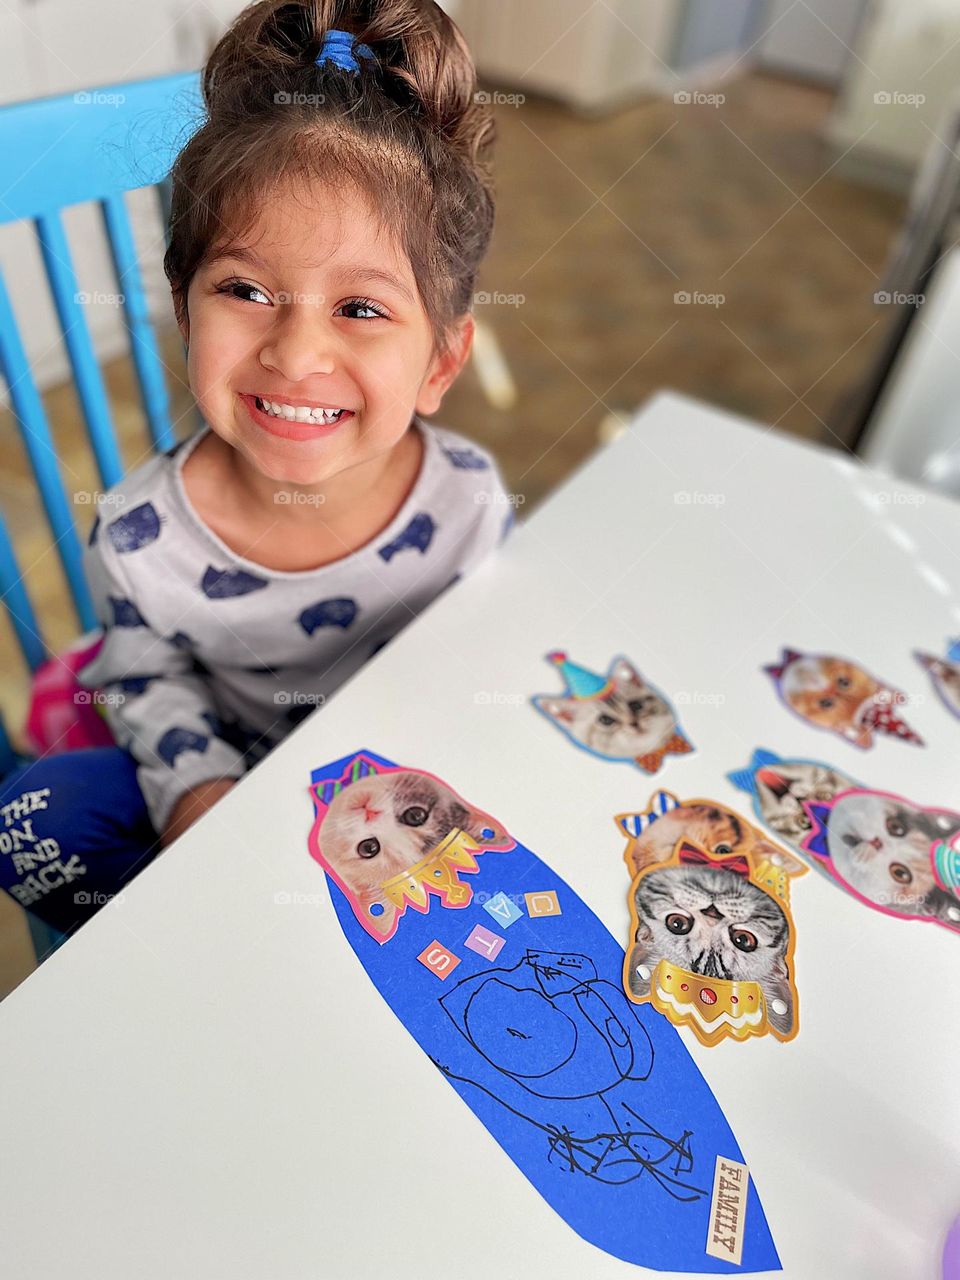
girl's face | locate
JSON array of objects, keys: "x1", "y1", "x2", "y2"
[{"x1": 179, "y1": 180, "x2": 471, "y2": 488}]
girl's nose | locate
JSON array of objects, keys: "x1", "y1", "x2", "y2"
[{"x1": 258, "y1": 307, "x2": 337, "y2": 381}]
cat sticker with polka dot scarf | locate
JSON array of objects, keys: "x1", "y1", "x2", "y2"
[
  {"x1": 532, "y1": 650, "x2": 694, "y2": 774},
  {"x1": 308, "y1": 751, "x2": 782, "y2": 1273},
  {"x1": 763, "y1": 648, "x2": 924, "y2": 750},
  {"x1": 618, "y1": 791, "x2": 806, "y2": 1046}
]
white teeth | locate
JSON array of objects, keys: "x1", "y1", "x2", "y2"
[{"x1": 256, "y1": 397, "x2": 345, "y2": 425}]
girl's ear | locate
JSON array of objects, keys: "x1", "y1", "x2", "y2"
[{"x1": 415, "y1": 314, "x2": 474, "y2": 416}]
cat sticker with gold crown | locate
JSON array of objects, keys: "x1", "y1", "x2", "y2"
[
  {"x1": 308, "y1": 751, "x2": 782, "y2": 1273},
  {"x1": 915, "y1": 638, "x2": 960, "y2": 723},
  {"x1": 532, "y1": 650, "x2": 694, "y2": 774},
  {"x1": 763, "y1": 647, "x2": 924, "y2": 750},
  {"x1": 618, "y1": 791, "x2": 806, "y2": 1046}
]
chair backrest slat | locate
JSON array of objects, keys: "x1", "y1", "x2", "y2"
[
  {"x1": 100, "y1": 192, "x2": 175, "y2": 454},
  {"x1": 0, "y1": 513, "x2": 46, "y2": 672},
  {"x1": 0, "y1": 267, "x2": 96, "y2": 634},
  {"x1": 35, "y1": 210, "x2": 124, "y2": 490}
]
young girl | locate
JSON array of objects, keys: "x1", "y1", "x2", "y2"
[{"x1": 0, "y1": 0, "x2": 510, "y2": 935}]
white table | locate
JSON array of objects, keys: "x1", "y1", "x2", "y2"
[{"x1": 2, "y1": 391, "x2": 958, "y2": 1279}]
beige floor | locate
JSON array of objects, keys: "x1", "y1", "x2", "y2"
[{"x1": 0, "y1": 71, "x2": 907, "y2": 997}]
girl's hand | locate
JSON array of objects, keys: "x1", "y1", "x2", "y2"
[{"x1": 162, "y1": 778, "x2": 238, "y2": 847}]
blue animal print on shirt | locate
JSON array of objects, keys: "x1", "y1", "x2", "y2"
[
  {"x1": 442, "y1": 446, "x2": 490, "y2": 471},
  {"x1": 200, "y1": 566, "x2": 270, "y2": 599},
  {"x1": 167, "y1": 631, "x2": 194, "y2": 650},
  {"x1": 107, "y1": 502, "x2": 163, "y2": 553},
  {"x1": 298, "y1": 597, "x2": 358, "y2": 636},
  {"x1": 109, "y1": 596, "x2": 147, "y2": 628},
  {"x1": 378, "y1": 512, "x2": 435, "y2": 563},
  {"x1": 156, "y1": 726, "x2": 209, "y2": 767}
]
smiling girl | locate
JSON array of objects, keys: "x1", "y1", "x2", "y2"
[{"x1": 0, "y1": 0, "x2": 510, "y2": 934}]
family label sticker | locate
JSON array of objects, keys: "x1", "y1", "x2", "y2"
[
  {"x1": 308, "y1": 750, "x2": 781, "y2": 1273},
  {"x1": 532, "y1": 651, "x2": 694, "y2": 775}
]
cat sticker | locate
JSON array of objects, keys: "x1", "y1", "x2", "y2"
[
  {"x1": 801, "y1": 787, "x2": 960, "y2": 935},
  {"x1": 309, "y1": 754, "x2": 512, "y2": 942},
  {"x1": 309, "y1": 750, "x2": 781, "y2": 1273},
  {"x1": 763, "y1": 647, "x2": 923, "y2": 750},
  {"x1": 914, "y1": 639, "x2": 960, "y2": 722},
  {"x1": 532, "y1": 650, "x2": 694, "y2": 774},
  {"x1": 618, "y1": 792, "x2": 805, "y2": 1046},
  {"x1": 727, "y1": 748, "x2": 860, "y2": 889}
]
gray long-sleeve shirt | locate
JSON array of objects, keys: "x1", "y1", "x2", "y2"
[{"x1": 78, "y1": 417, "x2": 512, "y2": 833}]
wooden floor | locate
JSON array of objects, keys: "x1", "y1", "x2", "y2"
[{"x1": 0, "y1": 71, "x2": 907, "y2": 997}]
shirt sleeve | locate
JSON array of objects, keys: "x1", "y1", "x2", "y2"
[
  {"x1": 449, "y1": 448, "x2": 518, "y2": 579},
  {"x1": 77, "y1": 522, "x2": 247, "y2": 835}
]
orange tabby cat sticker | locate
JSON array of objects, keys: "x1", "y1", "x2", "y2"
[
  {"x1": 618, "y1": 791, "x2": 805, "y2": 1046},
  {"x1": 763, "y1": 647, "x2": 924, "y2": 750}
]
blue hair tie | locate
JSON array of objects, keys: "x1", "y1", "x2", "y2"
[{"x1": 315, "y1": 29, "x2": 376, "y2": 74}]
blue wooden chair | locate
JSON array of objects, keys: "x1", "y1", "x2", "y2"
[{"x1": 0, "y1": 71, "x2": 205, "y2": 960}]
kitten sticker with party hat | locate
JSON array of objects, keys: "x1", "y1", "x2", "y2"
[
  {"x1": 914, "y1": 638, "x2": 960, "y2": 722},
  {"x1": 617, "y1": 791, "x2": 806, "y2": 1046},
  {"x1": 763, "y1": 647, "x2": 924, "y2": 750},
  {"x1": 728, "y1": 749, "x2": 960, "y2": 935},
  {"x1": 308, "y1": 751, "x2": 782, "y2": 1273},
  {"x1": 532, "y1": 650, "x2": 694, "y2": 774}
]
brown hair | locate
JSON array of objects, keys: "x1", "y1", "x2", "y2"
[{"x1": 163, "y1": 0, "x2": 496, "y2": 354}]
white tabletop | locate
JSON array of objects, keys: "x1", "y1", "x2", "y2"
[{"x1": 2, "y1": 390, "x2": 958, "y2": 1280}]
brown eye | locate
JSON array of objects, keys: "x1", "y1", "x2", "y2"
[
  {"x1": 665, "y1": 912, "x2": 693, "y2": 935},
  {"x1": 357, "y1": 837, "x2": 380, "y2": 858},
  {"x1": 730, "y1": 927, "x2": 757, "y2": 952},
  {"x1": 836, "y1": 676, "x2": 851, "y2": 689},
  {"x1": 400, "y1": 806, "x2": 428, "y2": 827},
  {"x1": 714, "y1": 843, "x2": 733, "y2": 855},
  {"x1": 886, "y1": 816, "x2": 907, "y2": 838},
  {"x1": 598, "y1": 713, "x2": 617, "y2": 726},
  {"x1": 889, "y1": 862, "x2": 912, "y2": 884},
  {"x1": 818, "y1": 697, "x2": 834, "y2": 709}
]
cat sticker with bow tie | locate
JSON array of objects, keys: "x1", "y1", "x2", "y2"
[
  {"x1": 308, "y1": 751, "x2": 782, "y2": 1273},
  {"x1": 532, "y1": 651, "x2": 694, "y2": 775},
  {"x1": 914, "y1": 638, "x2": 960, "y2": 723},
  {"x1": 618, "y1": 791, "x2": 806, "y2": 1046},
  {"x1": 763, "y1": 647, "x2": 924, "y2": 750}
]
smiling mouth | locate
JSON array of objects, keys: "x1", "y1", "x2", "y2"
[{"x1": 253, "y1": 395, "x2": 350, "y2": 426}]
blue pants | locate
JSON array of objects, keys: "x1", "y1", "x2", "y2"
[{"x1": 0, "y1": 748, "x2": 160, "y2": 934}]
